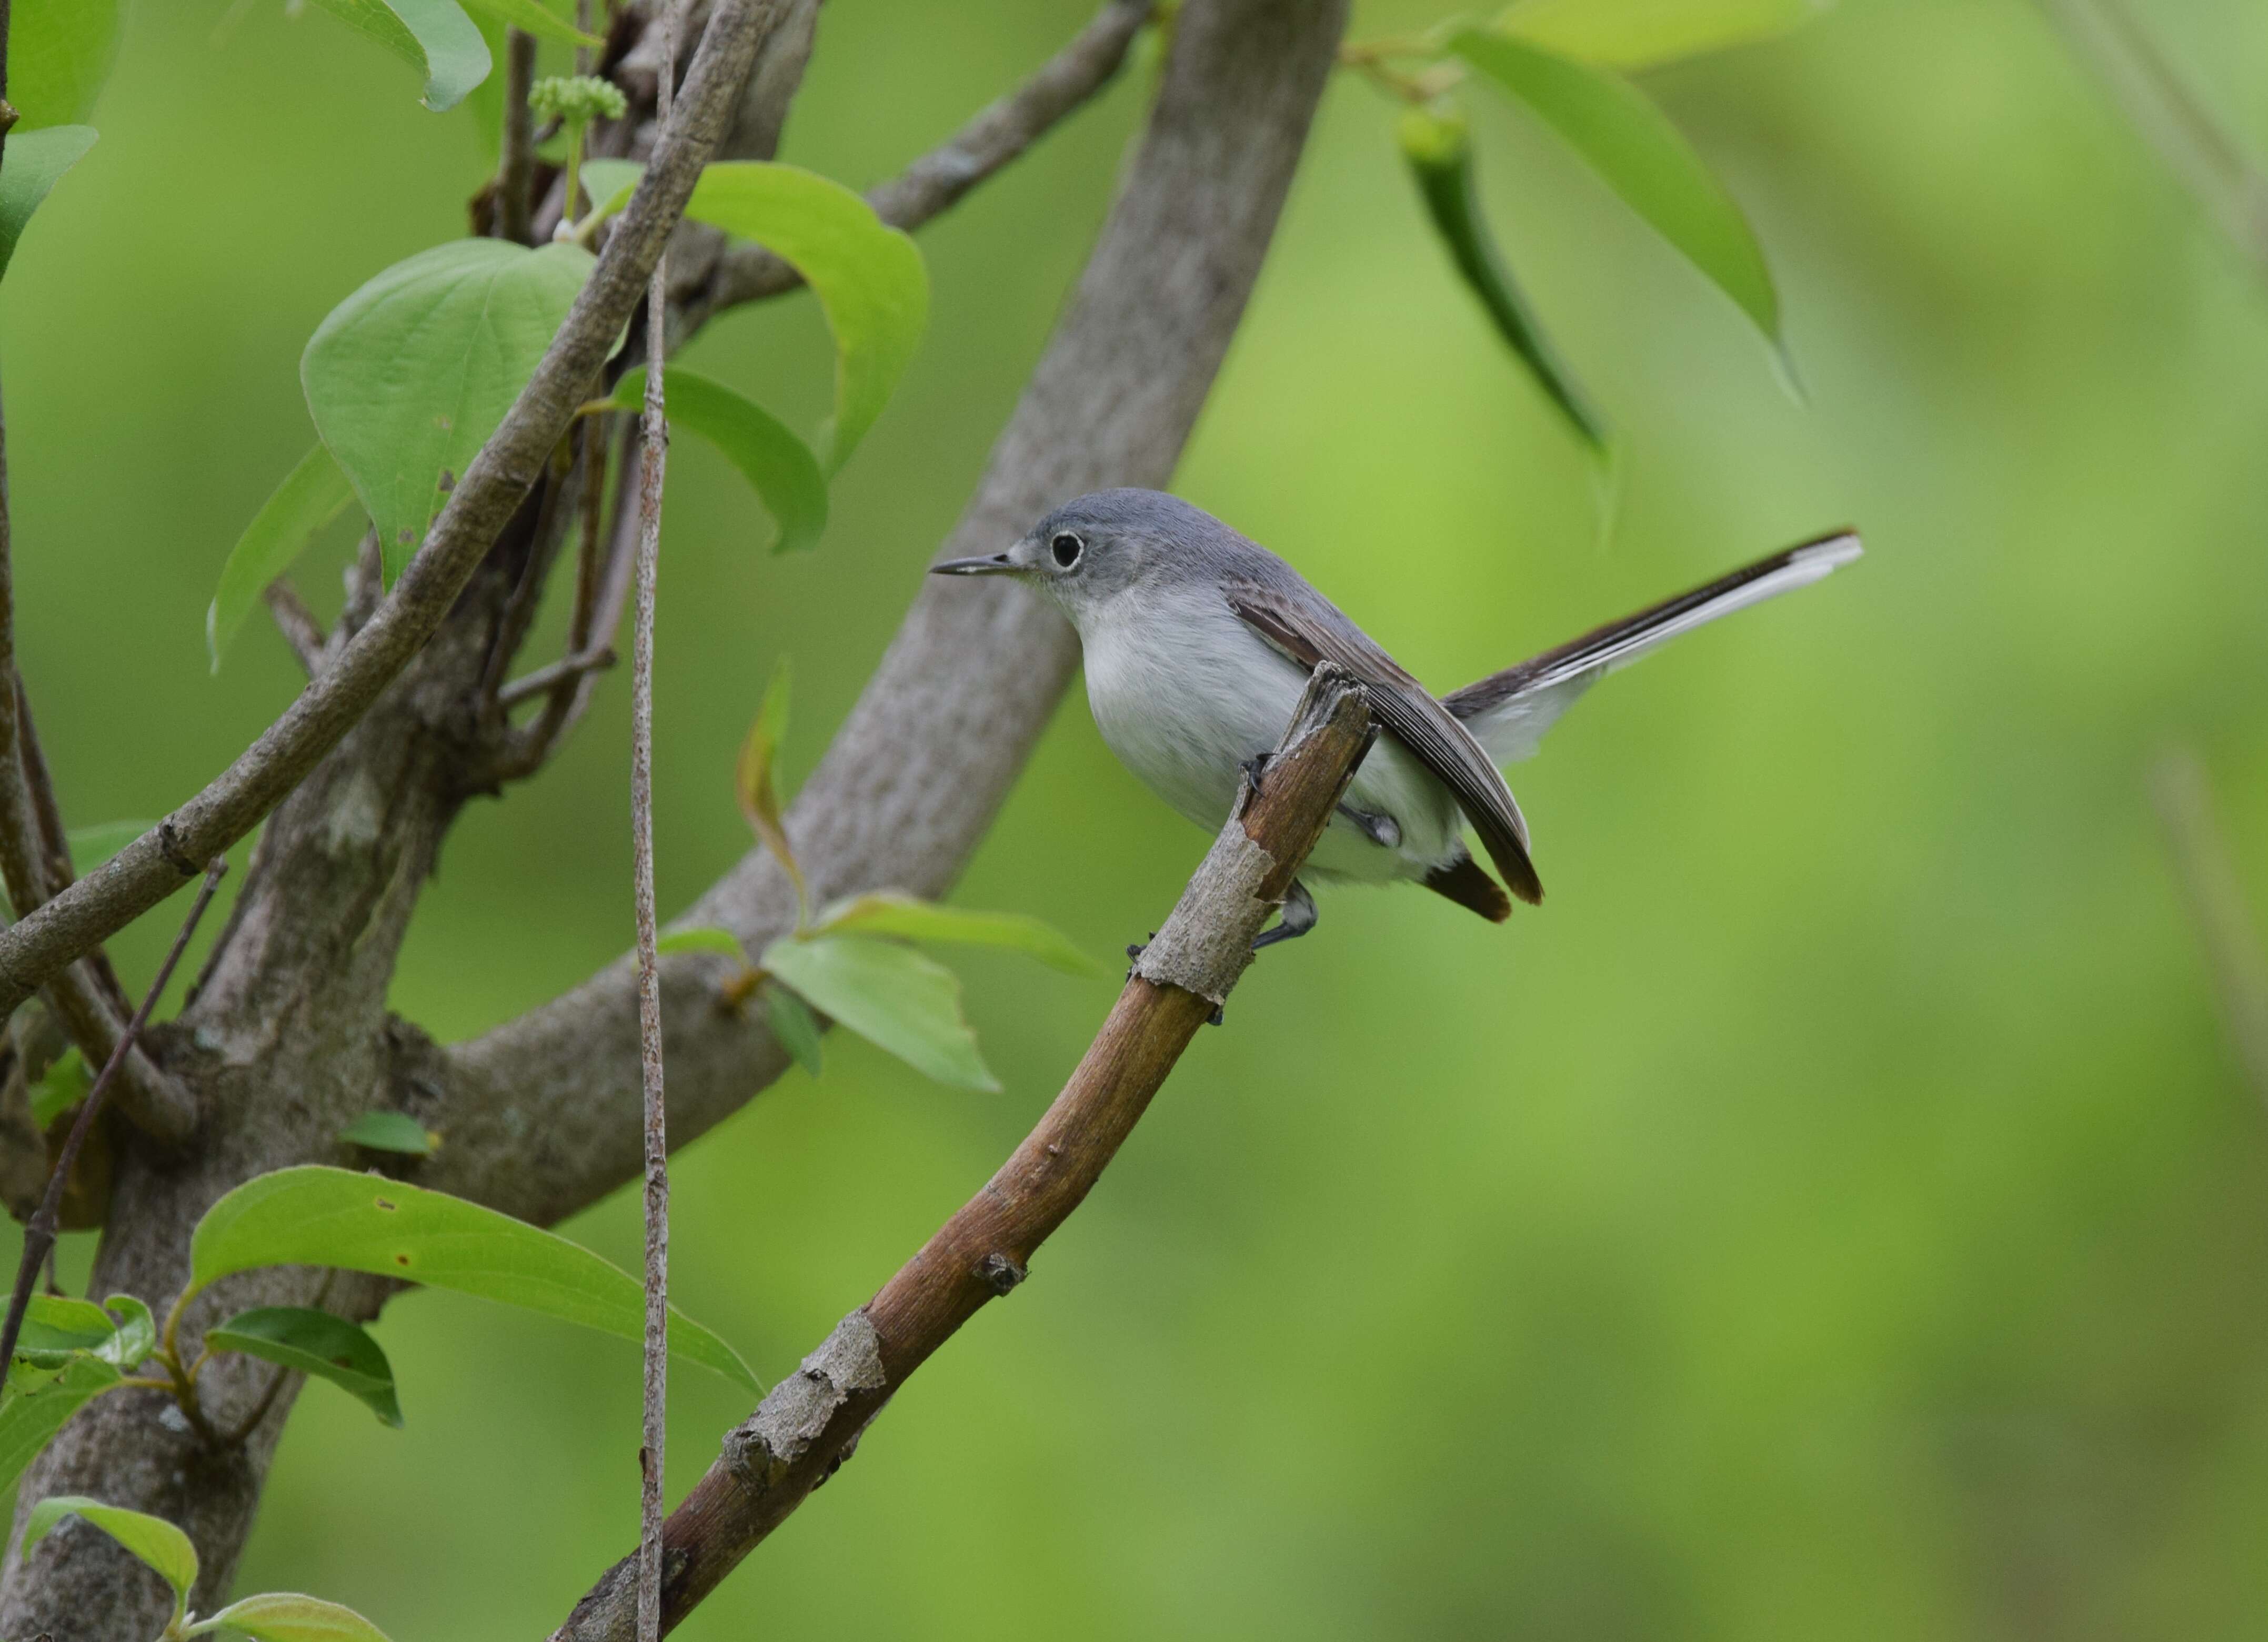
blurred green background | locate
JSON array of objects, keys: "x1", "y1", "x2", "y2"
[{"x1": 9, "y1": 0, "x2": 2268, "y2": 1635}]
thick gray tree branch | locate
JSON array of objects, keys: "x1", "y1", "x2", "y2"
[
  {"x1": 436, "y1": 0, "x2": 1353, "y2": 1230},
  {"x1": 551, "y1": 667, "x2": 1375, "y2": 1640},
  {"x1": 0, "y1": 0, "x2": 796, "y2": 1027}
]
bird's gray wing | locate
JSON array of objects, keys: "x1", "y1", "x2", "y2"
[{"x1": 1223, "y1": 577, "x2": 1543, "y2": 905}]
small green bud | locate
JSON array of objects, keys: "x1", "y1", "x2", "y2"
[
  {"x1": 529, "y1": 75, "x2": 628, "y2": 127},
  {"x1": 1396, "y1": 104, "x2": 1470, "y2": 170}
]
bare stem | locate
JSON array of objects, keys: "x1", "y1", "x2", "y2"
[
  {"x1": 498, "y1": 29, "x2": 540, "y2": 244},
  {"x1": 262, "y1": 579, "x2": 327, "y2": 676}
]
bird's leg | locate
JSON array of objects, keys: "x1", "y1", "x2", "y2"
[
  {"x1": 1124, "y1": 932, "x2": 1157, "y2": 978},
  {"x1": 1336, "y1": 802, "x2": 1400, "y2": 849},
  {"x1": 1252, "y1": 878, "x2": 1318, "y2": 952}
]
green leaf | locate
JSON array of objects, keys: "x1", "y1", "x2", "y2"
[
  {"x1": 24, "y1": 1496, "x2": 197, "y2": 1621},
  {"x1": 655, "y1": 926, "x2": 750, "y2": 961},
  {"x1": 457, "y1": 0, "x2": 601, "y2": 51},
  {"x1": 462, "y1": 11, "x2": 511, "y2": 157},
  {"x1": 339, "y1": 1111, "x2": 439, "y2": 1156},
  {"x1": 207, "y1": 444, "x2": 357, "y2": 670},
  {"x1": 1496, "y1": 0, "x2": 1833, "y2": 68},
  {"x1": 188, "y1": 1166, "x2": 760, "y2": 1392},
  {"x1": 737, "y1": 659, "x2": 807, "y2": 917},
  {"x1": 304, "y1": 0, "x2": 493, "y2": 113},
  {"x1": 25, "y1": 1044, "x2": 88, "y2": 1130},
  {"x1": 607, "y1": 368, "x2": 828, "y2": 555},
  {"x1": 98, "y1": 1294, "x2": 156, "y2": 1374},
  {"x1": 578, "y1": 157, "x2": 645, "y2": 221},
  {"x1": 1398, "y1": 105, "x2": 1609, "y2": 454},
  {"x1": 1450, "y1": 28, "x2": 1780, "y2": 347},
  {"x1": 192, "y1": 1591, "x2": 395, "y2": 1641},
  {"x1": 65, "y1": 819, "x2": 151, "y2": 875},
  {"x1": 585, "y1": 162, "x2": 929, "y2": 470},
  {"x1": 12, "y1": 1296, "x2": 115, "y2": 1371},
  {"x1": 302, "y1": 239, "x2": 595, "y2": 582},
  {"x1": 765, "y1": 983, "x2": 824, "y2": 1076},
  {"x1": 8, "y1": 0, "x2": 122, "y2": 127},
  {"x1": 760, "y1": 934, "x2": 998, "y2": 1092},
  {"x1": 0, "y1": 125, "x2": 97, "y2": 283},
  {"x1": 807, "y1": 892, "x2": 1102, "y2": 976},
  {"x1": 0, "y1": 1355, "x2": 120, "y2": 1499},
  {"x1": 206, "y1": 1307, "x2": 404, "y2": 1428}
]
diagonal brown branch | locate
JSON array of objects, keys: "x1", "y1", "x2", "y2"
[
  {"x1": 0, "y1": 0, "x2": 795, "y2": 1026},
  {"x1": 550, "y1": 666, "x2": 1375, "y2": 1641}
]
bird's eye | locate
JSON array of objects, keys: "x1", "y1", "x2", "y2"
[{"x1": 1050, "y1": 531, "x2": 1084, "y2": 568}]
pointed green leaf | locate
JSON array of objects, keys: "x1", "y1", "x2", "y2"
[
  {"x1": 207, "y1": 444, "x2": 357, "y2": 669},
  {"x1": 1451, "y1": 28, "x2": 1780, "y2": 345},
  {"x1": 0, "y1": 1355, "x2": 120, "y2": 1498},
  {"x1": 192, "y1": 1591, "x2": 395, "y2": 1641},
  {"x1": 25, "y1": 1044, "x2": 88, "y2": 1130},
  {"x1": 656, "y1": 926, "x2": 750, "y2": 961},
  {"x1": 585, "y1": 162, "x2": 928, "y2": 470},
  {"x1": 457, "y1": 0, "x2": 601, "y2": 50},
  {"x1": 1399, "y1": 105, "x2": 1609, "y2": 454},
  {"x1": 24, "y1": 1497, "x2": 197, "y2": 1620},
  {"x1": 608, "y1": 368, "x2": 828, "y2": 555},
  {"x1": 206, "y1": 1307, "x2": 404, "y2": 1428},
  {"x1": 807, "y1": 892, "x2": 1102, "y2": 976},
  {"x1": 65, "y1": 819, "x2": 152, "y2": 875},
  {"x1": 765, "y1": 983, "x2": 824, "y2": 1076},
  {"x1": 0, "y1": 125, "x2": 97, "y2": 283},
  {"x1": 189, "y1": 1166, "x2": 760, "y2": 1392},
  {"x1": 737, "y1": 659, "x2": 807, "y2": 916},
  {"x1": 303, "y1": 239, "x2": 595, "y2": 581},
  {"x1": 8, "y1": 0, "x2": 121, "y2": 128},
  {"x1": 339, "y1": 1111, "x2": 439, "y2": 1156},
  {"x1": 1496, "y1": 0, "x2": 1834, "y2": 68},
  {"x1": 760, "y1": 934, "x2": 998, "y2": 1091},
  {"x1": 305, "y1": 0, "x2": 493, "y2": 112}
]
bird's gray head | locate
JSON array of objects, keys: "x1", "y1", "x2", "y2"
[{"x1": 930, "y1": 488, "x2": 1230, "y2": 628}]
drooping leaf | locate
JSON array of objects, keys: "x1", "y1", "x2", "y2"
[
  {"x1": 188, "y1": 1166, "x2": 759, "y2": 1392},
  {"x1": 206, "y1": 1307, "x2": 404, "y2": 1428},
  {"x1": 807, "y1": 893, "x2": 1102, "y2": 976},
  {"x1": 0, "y1": 1355, "x2": 120, "y2": 1498},
  {"x1": 98, "y1": 1294, "x2": 157, "y2": 1374},
  {"x1": 1496, "y1": 0, "x2": 1833, "y2": 69},
  {"x1": 8, "y1": 0, "x2": 122, "y2": 127},
  {"x1": 737, "y1": 659, "x2": 807, "y2": 917},
  {"x1": 207, "y1": 444, "x2": 358, "y2": 669},
  {"x1": 25, "y1": 1044, "x2": 88, "y2": 1130},
  {"x1": 24, "y1": 1497, "x2": 197, "y2": 1621},
  {"x1": 190, "y1": 1591, "x2": 396, "y2": 1641},
  {"x1": 456, "y1": 0, "x2": 601, "y2": 51},
  {"x1": 655, "y1": 926, "x2": 750, "y2": 961},
  {"x1": 304, "y1": 0, "x2": 493, "y2": 112},
  {"x1": 607, "y1": 368, "x2": 828, "y2": 555},
  {"x1": 760, "y1": 934, "x2": 998, "y2": 1091},
  {"x1": 302, "y1": 239, "x2": 595, "y2": 581},
  {"x1": 584, "y1": 161, "x2": 928, "y2": 470},
  {"x1": 1398, "y1": 105, "x2": 1609, "y2": 454},
  {"x1": 1450, "y1": 28, "x2": 1781, "y2": 348},
  {"x1": 65, "y1": 819, "x2": 151, "y2": 875},
  {"x1": 339, "y1": 1111, "x2": 439, "y2": 1156},
  {"x1": 765, "y1": 983, "x2": 824, "y2": 1076},
  {"x1": 0, "y1": 125, "x2": 97, "y2": 283}
]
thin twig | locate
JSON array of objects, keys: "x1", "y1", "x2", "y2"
[
  {"x1": 0, "y1": 0, "x2": 793, "y2": 1024},
  {"x1": 498, "y1": 28, "x2": 541, "y2": 244},
  {"x1": 262, "y1": 579, "x2": 327, "y2": 676},
  {"x1": 2034, "y1": 0, "x2": 2268, "y2": 278},
  {"x1": 704, "y1": 0, "x2": 1152, "y2": 313},
  {"x1": 2151, "y1": 746, "x2": 2268, "y2": 1104},
  {"x1": 0, "y1": 861, "x2": 225, "y2": 1379},
  {"x1": 548, "y1": 668, "x2": 1375, "y2": 1642},
  {"x1": 632, "y1": 8, "x2": 681, "y2": 1641},
  {"x1": 499, "y1": 646, "x2": 619, "y2": 707}
]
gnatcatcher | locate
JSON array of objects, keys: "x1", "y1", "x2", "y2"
[{"x1": 936, "y1": 489, "x2": 1860, "y2": 946}]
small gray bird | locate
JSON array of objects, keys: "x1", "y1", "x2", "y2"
[{"x1": 936, "y1": 490, "x2": 1859, "y2": 946}]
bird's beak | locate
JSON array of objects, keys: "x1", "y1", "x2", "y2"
[{"x1": 931, "y1": 553, "x2": 1016, "y2": 577}]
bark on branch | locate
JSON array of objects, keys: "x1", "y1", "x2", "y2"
[
  {"x1": 0, "y1": 0, "x2": 796, "y2": 1026},
  {"x1": 550, "y1": 666, "x2": 1376, "y2": 1641}
]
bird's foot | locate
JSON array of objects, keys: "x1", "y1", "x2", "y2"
[
  {"x1": 1124, "y1": 933, "x2": 1157, "y2": 979},
  {"x1": 1337, "y1": 802, "x2": 1400, "y2": 849},
  {"x1": 1239, "y1": 751, "x2": 1271, "y2": 797},
  {"x1": 1251, "y1": 878, "x2": 1318, "y2": 953}
]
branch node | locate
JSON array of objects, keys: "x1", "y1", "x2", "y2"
[
  {"x1": 977, "y1": 1252, "x2": 1027, "y2": 1295},
  {"x1": 155, "y1": 822, "x2": 200, "y2": 879}
]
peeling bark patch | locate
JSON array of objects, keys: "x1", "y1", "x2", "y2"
[
  {"x1": 721, "y1": 1310, "x2": 884, "y2": 1493},
  {"x1": 1132, "y1": 830, "x2": 1276, "y2": 1004}
]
